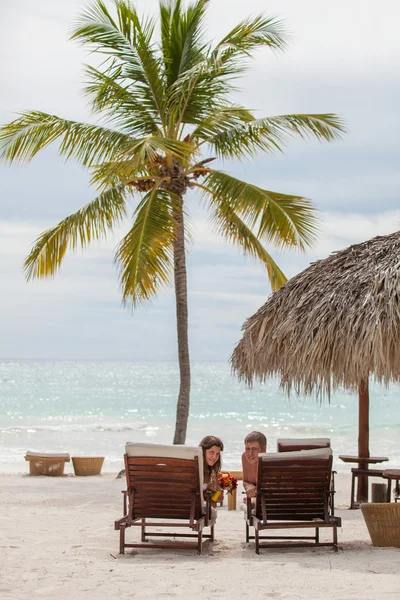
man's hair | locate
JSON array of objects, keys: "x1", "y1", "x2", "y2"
[{"x1": 244, "y1": 431, "x2": 267, "y2": 451}]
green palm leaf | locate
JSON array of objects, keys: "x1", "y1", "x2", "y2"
[
  {"x1": 24, "y1": 185, "x2": 128, "y2": 280},
  {"x1": 83, "y1": 64, "x2": 161, "y2": 136},
  {"x1": 71, "y1": 1, "x2": 145, "y2": 77},
  {"x1": 191, "y1": 105, "x2": 255, "y2": 134},
  {"x1": 72, "y1": 1, "x2": 167, "y2": 125},
  {"x1": 90, "y1": 161, "x2": 158, "y2": 190},
  {"x1": 160, "y1": 0, "x2": 208, "y2": 86},
  {"x1": 0, "y1": 111, "x2": 193, "y2": 170},
  {"x1": 204, "y1": 171, "x2": 319, "y2": 251},
  {"x1": 208, "y1": 199, "x2": 287, "y2": 292},
  {"x1": 208, "y1": 114, "x2": 346, "y2": 159},
  {"x1": 213, "y1": 14, "x2": 287, "y2": 64},
  {"x1": 115, "y1": 187, "x2": 178, "y2": 306},
  {"x1": 164, "y1": 15, "x2": 286, "y2": 129},
  {"x1": 0, "y1": 111, "x2": 135, "y2": 166}
]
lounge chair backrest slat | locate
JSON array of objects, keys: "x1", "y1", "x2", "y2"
[
  {"x1": 256, "y1": 448, "x2": 333, "y2": 522},
  {"x1": 124, "y1": 443, "x2": 204, "y2": 521},
  {"x1": 277, "y1": 438, "x2": 331, "y2": 452},
  {"x1": 261, "y1": 448, "x2": 332, "y2": 461},
  {"x1": 125, "y1": 443, "x2": 202, "y2": 460}
]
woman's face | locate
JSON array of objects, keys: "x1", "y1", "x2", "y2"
[{"x1": 205, "y1": 445, "x2": 221, "y2": 467}]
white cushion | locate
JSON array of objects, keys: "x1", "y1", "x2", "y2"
[
  {"x1": 25, "y1": 451, "x2": 70, "y2": 459},
  {"x1": 125, "y1": 442, "x2": 204, "y2": 490},
  {"x1": 260, "y1": 447, "x2": 333, "y2": 462}
]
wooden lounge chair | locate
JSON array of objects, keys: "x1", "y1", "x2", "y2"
[
  {"x1": 277, "y1": 438, "x2": 336, "y2": 515},
  {"x1": 114, "y1": 442, "x2": 214, "y2": 554},
  {"x1": 246, "y1": 448, "x2": 341, "y2": 553}
]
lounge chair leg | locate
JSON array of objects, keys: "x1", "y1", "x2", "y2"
[
  {"x1": 246, "y1": 523, "x2": 250, "y2": 543},
  {"x1": 141, "y1": 518, "x2": 146, "y2": 542},
  {"x1": 197, "y1": 530, "x2": 203, "y2": 555},
  {"x1": 333, "y1": 526, "x2": 338, "y2": 552},
  {"x1": 350, "y1": 471, "x2": 356, "y2": 509},
  {"x1": 255, "y1": 529, "x2": 260, "y2": 555},
  {"x1": 210, "y1": 525, "x2": 215, "y2": 542},
  {"x1": 315, "y1": 527, "x2": 319, "y2": 543},
  {"x1": 119, "y1": 527, "x2": 125, "y2": 555}
]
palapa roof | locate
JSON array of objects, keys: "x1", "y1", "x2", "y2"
[{"x1": 231, "y1": 230, "x2": 400, "y2": 397}]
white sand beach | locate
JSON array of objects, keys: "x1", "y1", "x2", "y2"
[{"x1": 1, "y1": 472, "x2": 399, "y2": 600}]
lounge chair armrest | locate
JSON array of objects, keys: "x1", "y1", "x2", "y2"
[
  {"x1": 246, "y1": 496, "x2": 253, "y2": 520},
  {"x1": 204, "y1": 490, "x2": 212, "y2": 525},
  {"x1": 121, "y1": 490, "x2": 129, "y2": 515}
]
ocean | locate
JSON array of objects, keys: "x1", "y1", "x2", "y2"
[{"x1": 0, "y1": 360, "x2": 399, "y2": 473}]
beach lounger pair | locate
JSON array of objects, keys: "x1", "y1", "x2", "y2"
[{"x1": 115, "y1": 442, "x2": 341, "y2": 554}]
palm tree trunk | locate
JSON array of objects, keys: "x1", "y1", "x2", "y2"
[{"x1": 172, "y1": 194, "x2": 191, "y2": 444}]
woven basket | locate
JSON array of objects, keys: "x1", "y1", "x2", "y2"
[
  {"x1": 25, "y1": 455, "x2": 70, "y2": 476},
  {"x1": 361, "y1": 503, "x2": 400, "y2": 547},
  {"x1": 72, "y1": 456, "x2": 104, "y2": 476}
]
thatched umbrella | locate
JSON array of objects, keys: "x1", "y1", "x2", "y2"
[{"x1": 232, "y1": 230, "x2": 400, "y2": 502}]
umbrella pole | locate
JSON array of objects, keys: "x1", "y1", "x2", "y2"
[{"x1": 357, "y1": 377, "x2": 370, "y2": 502}]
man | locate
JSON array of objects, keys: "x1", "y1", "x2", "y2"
[{"x1": 242, "y1": 431, "x2": 267, "y2": 500}]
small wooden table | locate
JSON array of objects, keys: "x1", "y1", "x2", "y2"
[
  {"x1": 223, "y1": 470, "x2": 243, "y2": 510},
  {"x1": 339, "y1": 455, "x2": 389, "y2": 465},
  {"x1": 383, "y1": 469, "x2": 400, "y2": 503},
  {"x1": 339, "y1": 455, "x2": 389, "y2": 507}
]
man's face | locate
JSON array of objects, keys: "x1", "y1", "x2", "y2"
[{"x1": 245, "y1": 442, "x2": 263, "y2": 461}]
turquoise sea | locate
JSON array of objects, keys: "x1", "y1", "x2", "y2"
[{"x1": 0, "y1": 360, "x2": 399, "y2": 473}]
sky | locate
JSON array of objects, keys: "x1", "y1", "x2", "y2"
[{"x1": 1, "y1": 0, "x2": 399, "y2": 361}]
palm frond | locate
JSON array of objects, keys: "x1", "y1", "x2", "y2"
[
  {"x1": 0, "y1": 111, "x2": 135, "y2": 166},
  {"x1": 191, "y1": 105, "x2": 255, "y2": 141},
  {"x1": 204, "y1": 171, "x2": 319, "y2": 250},
  {"x1": 212, "y1": 14, "x2": 287, "y2": 65},
  {"x1": 72, "y1": 0, "x2": 167, "y2": 125},
  {"x1": 205, "y1": 193, "x2": 287, "y2": 292},
  {"x1": 208, "y1": 113, "x2": 346, "y2": 159},
  {"x1": 0, "y1": 110, "x2": 194, "y2": 174},
  {"x1": 115, "y1": 186, "x2": 177, "y2": 306},
  {"x1": 71, "y1": 1, "x2": 144, "y2": 74},
  {"x1": 24, "y1": 184, "x2": 128, "y2": 280},
  {"x1": 160, "y1": 0, "x2": 208, "y2": 86},
  {"x1": 168, "y1": 13, "x2": 286, "y2": 101},
  {"x1": 83, "y1": 64, "x2": 161, "y2": 136},
  {"x1": 164, "y1": 13, "x2": 287, "y2": 127},
  {"x1": 165, "y1": 53, "x2": 236, "y2": 127},
  {"x1": 90, "y1": 161, "x2": 147, "y2": 189},
  {"x1": 116, "y1": 135, "x2": 194, "y2": 172},
  {"x1": 267, "y1": 113, "x2": 347, "y2": 141},
  {"x1": 117, "y1": 4, "x2": 167, "y2": 126}
]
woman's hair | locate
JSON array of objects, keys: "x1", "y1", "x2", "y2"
[
  {"x1": 244, "y1": 431, "x2": 267, "y2": 452},
  {"x1": 199, "y1": 435, "x2": 224, "y2": 480}
]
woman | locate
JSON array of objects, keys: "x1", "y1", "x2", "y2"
[{"x1": 199, "y1": 435, "x2": 224, "y2": 502}]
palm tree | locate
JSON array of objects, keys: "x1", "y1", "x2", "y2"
[{"x1": 0, "y1": 0, "x2": 345, "y2": 443}]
